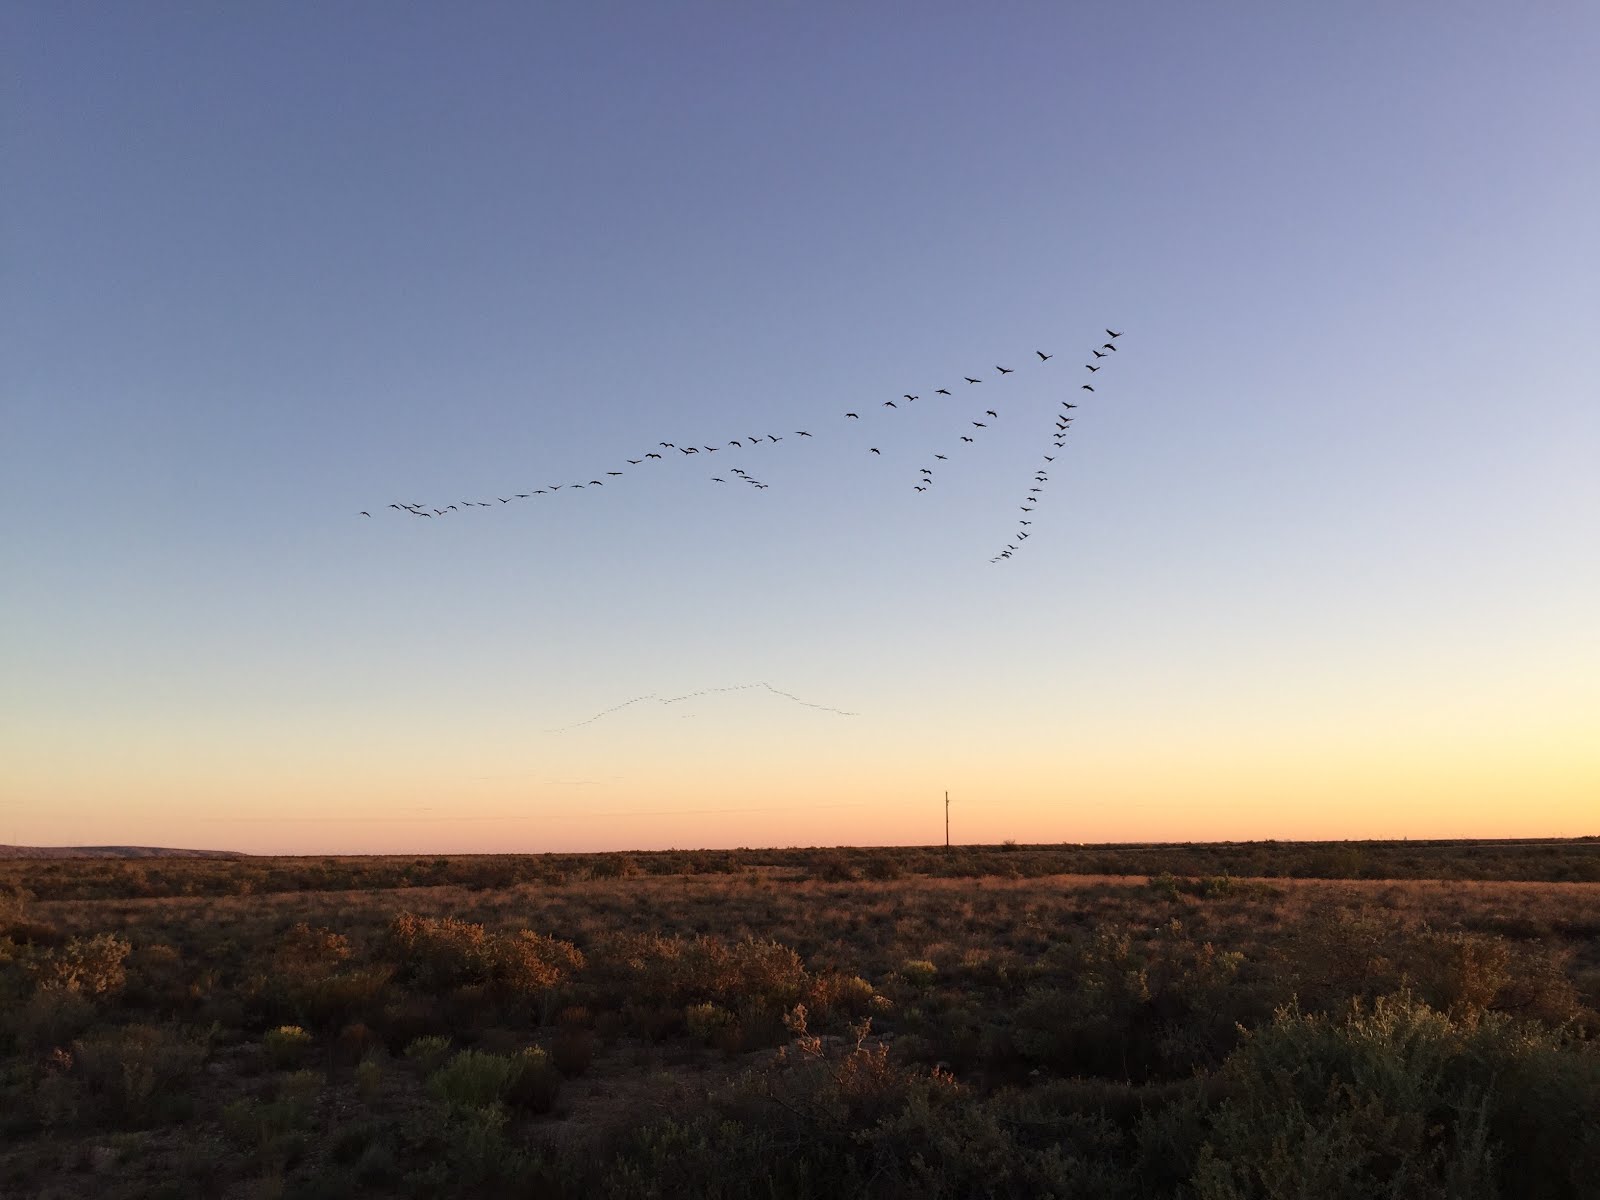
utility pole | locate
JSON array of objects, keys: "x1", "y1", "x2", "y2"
[{"x1": 944, "y1": 790, "x2": 950, "y2": 848}]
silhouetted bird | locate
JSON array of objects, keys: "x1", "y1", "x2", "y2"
[
  {"x1": 571, "y1": 484, "x2": 585, "y2": 489},
  {"x1": 884, "y1": 400, "x2": 897, "y2": 408},
  {"x1": 499, "y1": 497, "x2": 511, "y2": 503},
  {"x1": 1043, "y1": 456, "x2": 1054, "y2": 462},
  {"x1": 796, "y1": 431, "x2": 812, "y2": 437},
  {"x1": 360, "y1": 511, "x2": 370, "y2": 517},
  {"x1": 703, "y1": 446, "x2": 718, "y2": 452},
  {"x1": 607, "y1": 472, "x2": 623, "y2": 476},
  {"x1": 628, "y1": 459, "x2": 643, "y2": 464},
  {"x1": 1020, "y1": 520, "x2": 1032, "y2": 525},
  {"x1": 712, "y1": 478, "x2": 726, "y2": 483},
  {"x1": 589, "y1": 480, "x2": 604, "y2": 486},
  {"x1": 996, "y1": 365, "x2": 1013, "y2": 374},
  {"x1": 846, "y1": 412, "x2": 860, "y2": 419},
  {"x1": 661, "y1": 443, "x2": 675, "y2": 448},
  {"x1": 870, "y1": 448, "x2": 881, "y2": 455},
  {"x1": 965, "y1": 377, "x2": 981, "y2": 384},
  {"x1": 935, "y1": 454, "x2": 947, "y2": 460},
  {"x1": 1086, "y1": 364, "x2": 1100, "y2": 372},
  {"x1": 1036, "y1": 351, "x2": 1052, "y2": 361},
  {"x1": 1093, "y1": 350, "x2": 1106, "y2": 359},
  {"x1": 903, "y1": 395, "x2": 918, "y2": 401},
  {"x1": 1062, "y1": 402, "x2": 1077, "y2": 408},
  {"x1": 921, "y1": 468, "x2": 933, "y2": 475},
  {"x1": 1107, "y1": 329, "x2": 1123, "y2": 338},
  {"x1": 914, "y1": 485, "x2": 927, "y2": 492},
  {"x1": 767, "y1": 434, "x2": 781, "y2": 442},
  {"x1": 972, "y1": 422, "x2": 987, "y2": 428},
  {"x1": 730, "y1": 441, "x2": 743, "y2": 447},
  {"x1": 936, "y1": 388, "x2": 951, "y2": 395},
  {"x1": 1021, "y1": 506, "x2": 1034, "y2": 512},
  {"x1": 961, "y1": 436, "x2": 974, "y2": 442},
  {"x1": 1082, "y1": 385, "x2": 1094, "y2": 391},
  {"x1": 986, "y1": 410, "x2": 998, "y2": 418},
  {"x1": 1102, "y1": 343, "x2": 1117, "y2": 351}
]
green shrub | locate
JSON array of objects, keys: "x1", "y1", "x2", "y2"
[
  {"x1": 1187, "y1": 992, "x2": 1600, "y2": 1199},
  {"x1": 354, "y1": 1057, "x2": 384, "y2": 1103},
  {"x1": 427, "y1": 1049, "x2": 516, "y2": 1113},
  {"x1": 404, "y1": 1034, "x2": 452, "y2": 1073},
  {"x1": 686, "y1": 1002, "x2": 734, "y2": 1045},
  {"x1": 263, "y1": 1025, "x2": 313, "y2": 1068}
]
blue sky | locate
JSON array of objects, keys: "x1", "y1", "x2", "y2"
[{"x1": 4, "y1": 4, "x2": 1597, "y2": 852}]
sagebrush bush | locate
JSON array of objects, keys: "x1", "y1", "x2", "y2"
[
  {"x1": 263, "y1": 1025, "x2": 313, "y2": 1068},
  {"x1": 1187, "y1": 992, "x2": 1600, "y2": 1199},
  {"x1": 505, "y1": 1046, "x2": 561, "y2": 1113},
  {"x1": 403, "y1": 1034, "x2": 452, "y2": 1073},
  {"x1": 25, "y1": 933, "x2": 131, "y2": 996},
  {"x1": 70, "y1": 1023, "x2": 206, "y2": 1127},
  {"x1": 427, "y1": 1049, "x2": 517, "y2": 1113},
  {"x1": 384, "y1": 912, "x2": 582, "y2": 1014}
]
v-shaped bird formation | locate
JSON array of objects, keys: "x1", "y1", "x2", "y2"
[{"x1": 366, "y1": 327, "x2": 1126, "y2": 561}]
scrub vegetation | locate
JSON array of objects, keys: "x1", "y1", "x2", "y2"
[{"x1": 1, "y1": 839, "x2": 1597, "y2": 1198}]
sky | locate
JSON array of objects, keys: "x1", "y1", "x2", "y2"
[{"x1": 3, "y1": 3, "x2": 1597, "y2": 854}]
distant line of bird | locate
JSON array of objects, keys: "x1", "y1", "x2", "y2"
[
  {"x1": 990, "y1": 330, "x2": 1124, "y2": 563},
  {"x1": 361, "y1": 328, "x2": 1125, "y2": 559}
]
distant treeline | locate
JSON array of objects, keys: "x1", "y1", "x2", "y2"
[{"x1": 3, "y1": 838, "x2": 1598, "y2": 902}]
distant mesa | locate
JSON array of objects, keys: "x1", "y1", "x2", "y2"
[{"x1": 0, "y1": 845, "x2": 246, "y2": 860}]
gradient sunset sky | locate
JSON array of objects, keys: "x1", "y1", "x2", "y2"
[{"x1": 5, "y1": 5, "x2": 1597, "y2": 854}]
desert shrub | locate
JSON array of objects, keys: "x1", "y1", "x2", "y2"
[
  {"x1": 404, "y1": 1035, "x2": 453, "y2": 1073},
  {"x1": 25, "y1": 932, "x2": 131, "y2": 996},
  {"x1": 5, "y1": 986, "x2": 96, "y2": 1052},
  {"x1": 263, "y1": 1024, "x2": 314, "y2": 1068},
  {"x1": 274, "y1": 922, "x2": 351, "y2": 975},
  {"x1": 591, "y1": 933, "x2": 808, "y2": 1013},
  {"x1": 386, "y1": 913, "x2": 496, "y2": 991},
  {"x1": 899, "y1": 959, "x2": 937, "y2": 989},
  {"x1": 807, "y1": 972, "x2": 878, "y2": 1021},
  {"x1": 69, "y1": 1023, "x2": 206, "y2": 1127},
  {"x1": 686, "y1": 1001, "x2": 735, "y2": 1045},
  {"x1": 384, "y1": 912, "x2": 581, "y2": 1013},
  {"x1": 1013, "y1": 923, "x2": 1252, "y2": 1079},
  {"x1": 863, "y1": 855, "x2": 906, "y2": 881},
  {"x1": 604, "y1": 1046, "x2": 1132, "y2": 1198},
  {"x1": 505, "y1": 1045, "x2": 561, "y2": 1113},
  {"x1": 1404, "y1": 931, "x2": 1514, "y2": 1018},
  {"x1": 1148, "y1": 873, "x2": 1183, "y2": 900},
  {"x1": 551, "y1": 1026, "x2": 594, "y2": 1077},
  {"x1": 354, "y1": 1057, "x2": 384, "y2": 1103},
  {"x1": 1186, "y1": 993, "x2": 1600, "y2": 1200},
  {"x1": 805, "y1": 853, "x2": 859, "y2": 883},
  {"x1": 1278, "y1": 909, "x2": 1402, "y2": 1011},
  {"x1": 428, "y1": 1049, "x2": 517, "y2": 1113}
]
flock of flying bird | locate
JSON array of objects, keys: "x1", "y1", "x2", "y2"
[
  {"x1": 546, "y1": 682, "x2": 861, "y2": 733},
  {"x1": 362, "y1": 328, "x2": 1125, "y2": 561}
]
